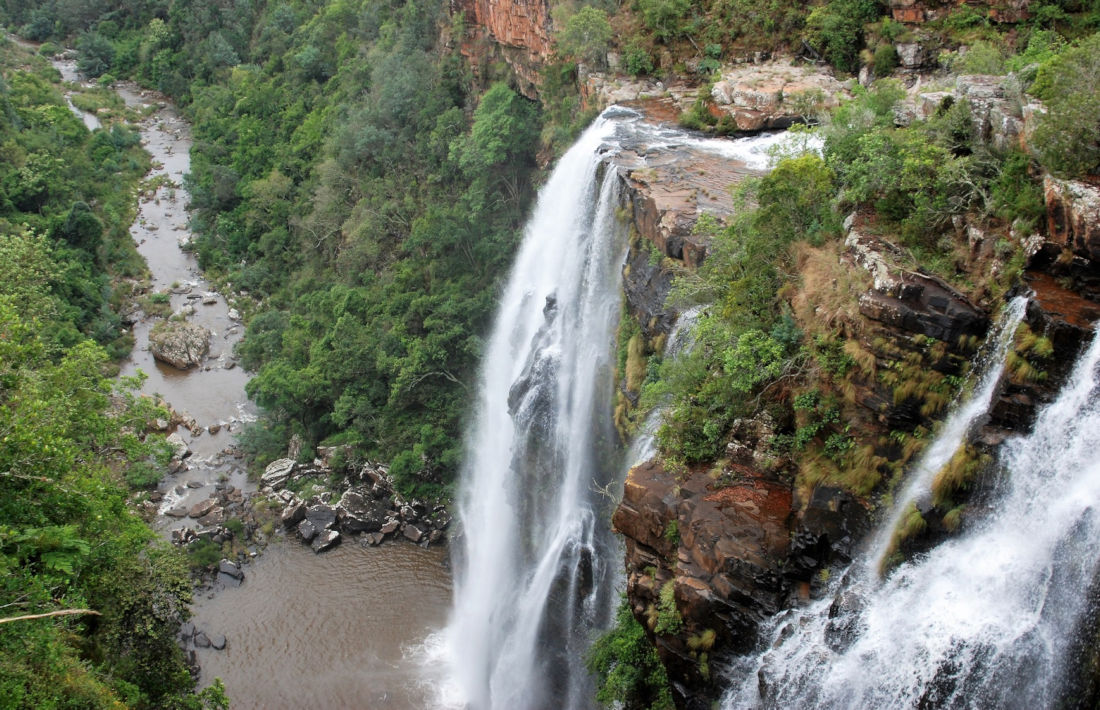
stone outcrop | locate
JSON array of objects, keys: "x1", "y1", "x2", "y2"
[
  {"x1": 455, "y1": 0, "x2": 552, "y2": 98},
  {"x1": 149, "y1": 320, "x2": 209, "y2": 369},
  {"x1": 709, "y1": 61, "x2": 850, "y2": 132},
  {"x1": 889, "y1": 0, "x2": 1032, "y2": 24},
  {"x1": 584, "y1": 60, "x2": 851, "y2": 134}
]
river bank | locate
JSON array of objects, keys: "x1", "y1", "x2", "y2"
[{"x1": 51, "y1": 52, "x2": 454, "y2": 708}]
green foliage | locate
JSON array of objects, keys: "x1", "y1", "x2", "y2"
[
  {"x1": 654, "y1": 580, "x2": 683, "y2": 635},
  {"x1": 77, "y1": 31, "x2": 115, "y2": 77},
  {"x1": 557, "y1": 6, "x2": 614, "y2": 66},
  {"x1": 954, "y1": 40, "x2": 1006, "y2": 75},
  {"x1": 587, "y1": 598, "x2": 674, "y2": 710},
  {"x1": 871, "y1": 43, "x2": 898, "y2": 76},
  {"x1": 805, "y1": 0, "x2": 884, "y2": 73},
  {"x1": 622, "y1": 39, "x2": 656, "y2": 76},
  {"x1": 637, "y1": 0, "x2": 692, "y2": 43},
  {"x1": 1029, "y1": 32, "x2": 1100, "y2": 177}
]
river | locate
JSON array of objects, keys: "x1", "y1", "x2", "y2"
[{"x1": 51, "y1": 53, "x2": 453, "y2": 709}]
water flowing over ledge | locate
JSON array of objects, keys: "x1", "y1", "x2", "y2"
[{"x1": 723, "y1": 322, "x2": 1100, "y2": 709}]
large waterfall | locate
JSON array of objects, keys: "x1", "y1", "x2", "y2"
[
  {"x1": 724, "y1": 321, "x2": 1100, "y2": 709},
  {"x1": 442, "y1": 111, "x2": 630, "y2": 710},
  {"x1": 441, "y1": 109, "x2": 789, "y2": 709}
]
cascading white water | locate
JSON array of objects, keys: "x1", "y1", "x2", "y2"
[
  {"x1": 724, "y1": 322, "x2": 1100, "y2": 709},
  {"x1": 443, "y1": 111, "x2": 630, "y2": 710},
  {"x1": 867, "y1": 295, "x2": 1027, "y2": 568},
  {"x1": 441, "y1": 109, "x2": 797, "y2": 709}
]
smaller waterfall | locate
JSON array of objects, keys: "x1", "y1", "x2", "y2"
[
  {"x1": 724, "y1": 319, "x2": 1100, "y2": 709},
  {"x1": 867, "y1": 295, "x2": 1027, "y2": 568}
]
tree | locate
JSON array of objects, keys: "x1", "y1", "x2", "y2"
[
  {"x1": 558, "y1": 6, "x2": 613, "y2": 67},
  {"x1": 77, "y1": 31, "x2": 115, "y2": 78}
]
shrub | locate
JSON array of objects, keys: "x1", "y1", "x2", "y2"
[
  {"x1": 1029, "y1": 32, "x2": 1100, "y2": 177},
  {"x1": 557, "y1": 6, "x2": 613, "y2": 67},
  {"x1": 587, "y1": 598, "x2": 674, "y2": 709},
  {"x1": 872, "y1": 43, "x2": 898, "y2": 76}
]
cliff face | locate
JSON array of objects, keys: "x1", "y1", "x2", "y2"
[
  {"x1": 453, "y1": 0, "x2": 553, "y2": 97},
  {"x1": 889, "y1": 0, "x2": 1032, "y2": 24},
  {"x1": 604, "y1": 90, "x2": 1100, "y2": 707}
]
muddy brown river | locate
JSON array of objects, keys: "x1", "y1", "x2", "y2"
[{"x1": 52, "y1": 54, "x2": 453, "y2": 709}]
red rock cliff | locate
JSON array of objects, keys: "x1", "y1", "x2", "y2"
[{"x1": 453, "y1": 0, "x2": 553, "y2": 97}]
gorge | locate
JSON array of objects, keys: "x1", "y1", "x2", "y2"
[{"x1": 2, "y1": 1, "x2": 1100, "y2": 708}]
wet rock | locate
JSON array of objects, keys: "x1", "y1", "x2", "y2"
[
  {"x1": 164, "y1": 506, "x2": 188, "y2": 518},
  {"x1": 194, "y1": 632, "x2": 211, "y2": 648},
  {"x1": 312, "y1": 529, "x2": 341, "y2": 553},
  {"x1": 179, "y1": 621, "x2": 195, "y2": 640},
  {"x1": 166, "y1": 432, "x2": 191, "y2": 460},
  {"x1": 218, "y1": 559, "x2": 243, "y2": 581},
  {"x1": 185, "y1": 480, "x2": 203, "y2": 489},
  {"x1": 337, "y1": 490, "x2": 387, "y2": 533},
  {"x1": 381, "y1": 519, "x2": 400, "y2": 536},
  {"x1": 189, "y1": 498, "x2": 217, "y2": 519},
  {"x1": 227, "y1": 308, "x2": 241, "y2": 321},
  {"x1": 197, "y1": 507, "x2": 226, "y2": 527},
  {"x1": 201, "y1": 292, "x2": 217, "y2": 305},
  {"x1": 281, "y1": 501, "x2": 307, "y2": 527},
  {"x1": 365, "y1": 532, "x2": 385, "y2": 546},
  {"x1": 297, "y1": 518, "x2": 318, "y2": 543},
  {"x1": 402, "y1": 525, "x2": 424, "y2": 543},
  {"x1": 305, "y1": 504, "x2": 337, "y2": 531},
  {"x1": 149, "y1": 320, "x2": 210, "y2": 370},
  {"x1": 261, "y1": 458, "x2": 296, "y2": 489},
  {"x1": 210, "y1": 634, "x2": 227, "y2": 650}
]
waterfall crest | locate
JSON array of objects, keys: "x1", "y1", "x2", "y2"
[{"x1": 724, "y1": 318, "x2": 1100, "y2": 709}]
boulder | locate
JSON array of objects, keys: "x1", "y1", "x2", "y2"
[
  {"x1": 193, "y1": 632, "x2": 211, "y2": 648},
  {"x1": 297, "y1": 519, "x2": 318, "y2": 543},
  {"x1": 261, "y1": 458, "x2": 296, "y2": 489},
  {"x1": 210, "y1": 634, "x2": 227, "y2": 650},
  {"x1": 166, "y1": 432, "x2": 191, "y2": 460},
  {"x1": 336, "y1": 490, "x2": 387, "y2": 533},
  {"x1": 197, "y1": 507, "x2": 226, "y2": 527},
  {"x1": 164, "y1": 506, "x2": 188, "y2": 518},
  {"x1": 402, "y1": 525, "x2": 424, "y2": 543},
  {"x1": 188, "y1": 498, "x2": 217, "y2": 519},
  {"x1": 281, "y1": 501, "x2": 307, "y2": 527},
  {"x1": 149, "y1": 321, "x2": 210, "y2": 370},
  {"x1": 312, "y1": 529, "x2": 341, "y2": 553},
  {"x1": 305, "y1": 504, "x2": 337, "y2": 531},
  {"x1": 218, "y1": 559, "x2": 244, "y2": 581}
]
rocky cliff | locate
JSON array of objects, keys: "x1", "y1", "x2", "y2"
[
  {"x1": 454, "y1": 0, "x2": 553, "y2": 98},
  {"x1": 603, "y1": 88, "x2": 1100, "y2": 708}
]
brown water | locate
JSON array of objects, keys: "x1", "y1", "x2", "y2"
[
  {"x1": 47, "y1": 53, "x2": 455, "y2": 709},
  {"x1": 193, "y1": 540, "x2": 453, "y2": 709}
]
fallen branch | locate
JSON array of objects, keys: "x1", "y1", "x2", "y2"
[{"x1": 0, "y1": 609, "x2": 101, "y2": 625}]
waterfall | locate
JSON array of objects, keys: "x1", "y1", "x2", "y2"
[
  {"x1": 724, "y1": 321, "x2": 1100, "y2": 709},
  {"x1": 443, "y1": 111, "x2": 630, "y2": 710},
  {"x1": 866, "y1": 295, "x2": 1027, "y2": 569}
]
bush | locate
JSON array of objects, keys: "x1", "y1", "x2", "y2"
[
  {"x1": 622, "y1": 39, "x2": 655, "y2": 76},
  {"x1": 557, "y1": 6, "x2": 613, "y2": 67},
  {"x1": 587, "y1": 599, "x2": 674, "y2": 710},
  {"x1": 1029, "y1": 32, "x2": 1100, "y2": 177},
  {"x1": 637, "y1": 0, "x2": 692, "y2": 43},
  {"x1": 872, "y1": 43, "x2": 898, "y2": 76}
]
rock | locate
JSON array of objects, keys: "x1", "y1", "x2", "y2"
[
  {"x1": 149, "y1": 321, "x2": 210, "y2": 369},
  {"x1": 185, "y1": 480, "x2": 203, "y2": 488},
  {"x1": 227, "y1": 308, "x2": 241, "y2": 321},
  {"x1": 261, "y1": 458, "x2": 296, "y2": 489},
  {"x1": 197, "y1": 507, "x2": 226, "y2": 527},
  {"x1": 1045, "y1": 175, "x2": 1100, "y2": 264},
  {"x1": 193, "y1": 632, "x2": 211, "y2": 648},
  {"x1": 402, "y1": 524, "x2": 424, "y2": 543},
  {"x1": 312, "y1": 529, "x2": 341, "y2": 553},
  {"x1": 179, "y1": 621, "x2": 195, "y2": 640},
  {"x1": 281, "y1": 501, "x2": 307, "y2": 527},
  {"x1": 305, "y1": 504, "x2": 337, "y2": 531},
  {"x1": 365, "y1": 532, "x2": 385, "y2": 546},
  {"x1": 218, "y1": 559, "x2": 244, "y2": 581},
  {"x1": 895, "y1": 42, "x2": 928, "y2": 69},
  {"x1": 336, "y1": 490, "x2": 387, "y2": 533},
  {"x1": 380, "y1": 519, "x2": 400, "y2": 536},
  {"x1": 166, "y1": 432, "x2": 191, "y2": 460},
  {"x1": 297, "y1": 518, "x2": 318, "y2": 543},
  {"x1": 210, "y1": 634, "x2": 227, "y2": 650},
  {"x1": 188, "y1": 498, "x2": 217, "y2": 519},
  {"x1": 201, "y1": 292, "x2": 217, "y2": 305},
  {"x1": 165, "y1": 506, "x2": 188, "y2": 518},
  {"x1": 208, "y1": 422, "x2": 222, "y2": 434}
]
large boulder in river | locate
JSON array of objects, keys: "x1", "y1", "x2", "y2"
[
  {"x1": 149, "y1": 320, "x2": 209, "y2": 369},
  {"x1": 336, "y1": 490, "x2": 388, "y2": 533}
]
